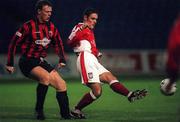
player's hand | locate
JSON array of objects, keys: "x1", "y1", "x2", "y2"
[
  {"x1": 5, "y1": 65, "x2": 15, "y2": 74},
  {"x1": 97, "y1": 52, "x2": 103, "y2": 62},
  {"x1": 97, "y1": 52, "x2": 102, "y2": 58},
  {"x1": 57, "y1": 63, "x2": 66, "y2": 69}
]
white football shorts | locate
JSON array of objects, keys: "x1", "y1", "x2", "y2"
[{"x1": 76, "y1": 51, "x2": 109, "y2": 84}]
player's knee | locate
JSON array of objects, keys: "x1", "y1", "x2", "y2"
[
  {"x1": 55, "y1": 80, "x2": 67, "y2": 92},
  {"x1": 56, "y1": 84, "x2": 67, "y2": 92},
  {"x1": 92, "y1": 89, "x2": 102, "y2": 98},
  {"x1": 107, "y1": 72, "x2": 116, "y2": 80},
  {"x1": 39, "y1": 75, "x2": 51, "y2": 85}
]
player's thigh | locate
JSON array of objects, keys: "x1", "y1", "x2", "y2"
[
  {"x1": 49, "y1": 70, "x2": 67, "y2": 91},
  {"x1": 100, "y1": 72, "x2": 117, "y2": 84},
  {"x1": 29, "y1": 66, "x2": 51, "y2": 85},
  {"x1": 95, "y1": 59, "x2": 116, "y2": 83}
]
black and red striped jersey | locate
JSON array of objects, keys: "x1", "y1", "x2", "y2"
[{"x1": 7, "y1": 18, "x2": 66, "y2": 66}]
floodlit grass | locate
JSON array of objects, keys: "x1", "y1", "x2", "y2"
[{"x1": 0, "y1": 77, "x2": 179, "y2": 122}]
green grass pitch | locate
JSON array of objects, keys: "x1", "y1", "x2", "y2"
[{"x1": 0, "y1": 77, "x2": 179, "y2": 122}]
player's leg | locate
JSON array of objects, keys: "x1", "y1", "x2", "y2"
[
  {"x1": 75, "y1": 83, "x2": 101, "y2": 110},
  {"x1": 166, "y1": 46, "x2": 180, "y2": 91},
  {"x1": 71, "y1": 52, "x2": 101, "y2": 118},
  {"x1": 48, "y1": 70, "x2": 71, "y2": 119},
  {"x1": 99, "y1": 71, "x2": 147, "y2": 102},
  {"x1": 71, "y1": 83, "x2": 101, "y2": 119},
  {"x1": 34, "y1": 83, "x2": 48, "y2": 120},
  {"x1": 29, "y1": 66, "x2": 51, "y2": 120},
  {"x1": 91, "y1": 54, "x2": 132, "y2": 97},
  {"x1": 18, "y1": 57, "x2": 51, "y2": 120},
  {"x1": 166, "y1": 47, "x2": 179, "y2": 83},
  {"x1": 100, "y1": 72, "x2": 130, "y2": 96}
]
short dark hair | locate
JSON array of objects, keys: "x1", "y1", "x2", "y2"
[
  {"x1": 83, "y1": 8, "x2": 98, "y2": 17},
  {"x1": 35, "y1": 0, "x2": 52, "y2": 13}
]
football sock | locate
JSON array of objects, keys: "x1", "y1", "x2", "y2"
[
  {"x1": 56, "y1": 91, "x2": 70, "y2": 118},
  {"x1": 166, "y1": 68, "x2": 178, "y2": 83},
  {"x1": 75, "y1": 92, "x2": 96, "y2": 110},
  {"x1": 110, "y1": 80, "x2": 130, "y2": 96},
  {"x1": 35, "y1": 83, "x2": 48, "y2": 111}
]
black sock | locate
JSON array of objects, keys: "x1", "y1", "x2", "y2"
[
  {"x1": 56, "y1": 91, "x2": 70, "y2": 118},
  {"x1": 166, "y1": 68, "x2": 178, "y2": 83},
  {"x1": 35, "y1": 83, "x2": 48, "y2": 111}
]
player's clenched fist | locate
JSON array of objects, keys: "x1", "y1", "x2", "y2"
[{"x1": 5, "y1": 65, "x2": 15, "y2": 74}]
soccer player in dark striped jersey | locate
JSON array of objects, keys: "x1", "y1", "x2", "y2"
[{"x1": 5, "y1": 0, "x2": 71, "y2": 120}]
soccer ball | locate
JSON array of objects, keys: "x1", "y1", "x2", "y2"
[{"x1": 160, "y1": 78, "x2": 177, "y2": 96}]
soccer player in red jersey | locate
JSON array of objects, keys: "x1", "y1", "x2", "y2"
[
  {"x1": 165, "y1": 15, "x2": 180, "y2": 92},
  {"x1": 67, "y1": 8, "x2": 148, "y2": 119},
  {"x1": 5, "y1": 0, "x2": 71, "y2": 120}
]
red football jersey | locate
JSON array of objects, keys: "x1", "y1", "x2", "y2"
[
  {"x1": 166, "y1": 16, "x2": 180, "y2": 71},
  {"x1": 67, "y1": 23, "x2": 99, "y2": 57},
  {"x1": 168, "y1": 16, "x2": 180, "y2": 50}
]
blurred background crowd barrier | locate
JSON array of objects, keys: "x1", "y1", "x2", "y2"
[{"x1": 0, "y1": 50, "x2": 166, "y2": 78}]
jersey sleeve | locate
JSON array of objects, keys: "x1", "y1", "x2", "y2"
[
  {"x1": 7, "y1": 23, "x2": 29, "y2": 66},
  {"x1": 51, "y1": 27, "x2": 66, "y2": 64},
  {"x1": 67, "y1": 25, "x2": 80, "y2": 47}
]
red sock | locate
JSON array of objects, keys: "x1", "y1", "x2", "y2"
[
  {"x1": 75, "y1": 92, "x2": 95, "y2": 110},
  {"x1": 110, "y1": 81, "x2": 130, "y2": 96}
]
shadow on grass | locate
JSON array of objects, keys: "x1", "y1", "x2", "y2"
[{"x1": 0, "y1": 106, "x2": 60, "y2": 121}]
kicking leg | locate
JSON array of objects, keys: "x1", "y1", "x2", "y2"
[{"x1": 100, "y1": 72, "x2": 148, "y2": 102}]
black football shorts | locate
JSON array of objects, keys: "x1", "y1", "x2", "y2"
[{"x1": 18, "y1": 56, "x2": 54, "y2": 77}]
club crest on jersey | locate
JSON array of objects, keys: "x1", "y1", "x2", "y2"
[
  {"x1": 48, "y1": 31, "x2": 53, "y2": 37},
  {"x1": 35, "y1": 37, "x2": 51, "y2": 47},
  {"x1": 34, "y1": 31, "x2": 40, "y2": 33},
  {"x1": 88, "y1": 72, "x2": 93, "y2": 79},
  {"x1": 15, "y1": 31, "x2": 22, "y2": 37}
]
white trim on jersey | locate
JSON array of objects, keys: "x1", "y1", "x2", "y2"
[
  {"x1": 74, "y1": 40, "x2": 91, "y2": 53},
  {"x1": 68, "y1": 22, "x2": 84, "y2": 40}
]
